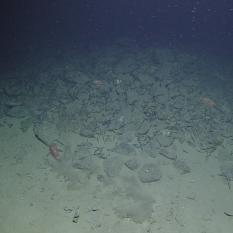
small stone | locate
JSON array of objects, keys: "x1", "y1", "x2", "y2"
[
  {"x1": 156, "y1": 134, "x2": 174, "y2": 147},
  {"x1": 220, "y1": 162, "x2": 233, "y2": 180},
  {"x1": 103, "y1": 157, "x2": 123, "y2": 178},
  {"x1": 5, "y1": 105, "x2": 29, "y2": 118},
  {"x1": 173, "y1": 159, "x2": 191, "y2": 174},
  {"x1": 138, "y1": 164, "x2": 162, "y2": 183},
  {"x1": 159, "y1": 148, "x2": 177, "y2": 160},
  {"x1": 111, "y1": 142, "x2": 136, "y2": 156},
  {"x1": 125, "y1": 158, "x2": 139, "y2": 170},
  {"x1": 80, "y1": 128, "x2": 95, "y2": 138},
  {"x1": 72, "y1": 207, "x2": 80, "y2": 223}
]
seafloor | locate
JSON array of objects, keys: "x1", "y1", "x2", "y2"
[{"x1": 0, "y1": 39, "x2": 233, "y2": 233}]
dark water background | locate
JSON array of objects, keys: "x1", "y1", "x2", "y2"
[{"x1": 1, "y1": 0, "x2": 233, "y2": 68}]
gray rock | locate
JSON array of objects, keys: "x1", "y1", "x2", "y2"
[
  {"x1": 173, "y1": 159, "x2": 191, "y2": 174},
  {"x1": 125, "y1": 158, "x2": 139, "y2": 170},
  {"x1": 72, "y1": 143, "x2": 93, "y2": 170},
  {"x1": 157, "y1": 134, "x2": 174, "y2": 147},
  {"x1": 79, "y1": 123, "x2": 96, "y2": 138},
  {"x1": 5, "y1": 105, "x2": 29, "y2": 118},
  {"x1": 72, "y1": 156, "x2": 92, "y2": 170},
  {"x1": 144, "y1": 140, "x2": 160, "y2": 158},
  {"x1": 159, "y1": 148, "x2": 177, "y2": 160},
  {"x1": 220, "y1": 162, "x2": 233, "y2": 181},
  {"x1": 110, "y1": 142, "x2": 136, "y2": 156},
  {"x1": 103, "y1": 157, "x2": 123, "y2": 178},
  {"x1": 138, "y1": 164, "x2": 162, "y2": 183}
]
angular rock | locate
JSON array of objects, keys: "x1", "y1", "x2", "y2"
[
  {"x1": 173, "y1": 159, "x2": 191, "y2": 174},
  {"x1": 125, "y1": 158, "x2": 139, "y2": 171},
  {"x1": 103, "y1": 156, "x2": 123, "y2": 178},
  {"x1": 138, "y1": 163, "x2": 162, "y2": 183},
  {"x1": 156, "y1": 133, "x2": 174, "y2": 147},
  {"x1": 159, "y1": 148, "x2": 177, "y2": 160}
]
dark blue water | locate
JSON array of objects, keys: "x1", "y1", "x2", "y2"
[{"x1": 1, "y1": 1, "x2": 233, "y2": 61}]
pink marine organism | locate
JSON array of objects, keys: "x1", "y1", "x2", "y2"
[
  {"x1": 49, "y1": 143, "x2": 63, "y2": 160},
  {"x1": 200, "y1": 96, "x2": 216, "y2": 108},
  {"x1": 34, "y1": 134, "x2": 63, "y2": 160}
]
